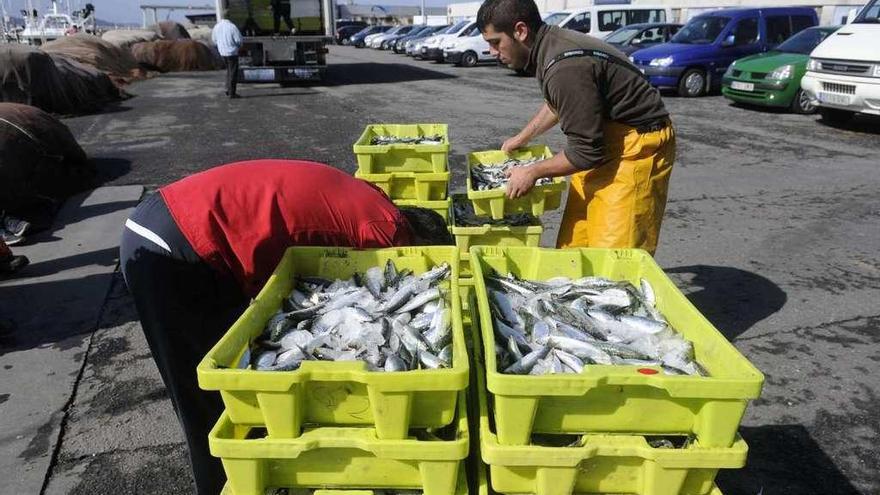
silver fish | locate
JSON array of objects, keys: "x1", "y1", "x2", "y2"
[
  {"x1": 395, "y1": 287, "x2": 441, "y2": 314},
  {"x1": 504, "y1": 344, "x2": 552, "y2": 375},
  {"x1": 253, "y1": 260, "x2": 452, "y2": 372},
  {"x1": 384, "y1": 355, "x2": 407, "y2": 372},
  {"x1": 555, "y1": 349, "x2": 585, "y2": 373},
  {"x1": 370, "y1": 135, "x2": 444, "y2": 146}
]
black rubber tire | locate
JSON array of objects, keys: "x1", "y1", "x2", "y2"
[
  {"x1": 461, "y1": 51, "x2": 478, "y2": 67},
  {"x1": 790, "y1": 88, "x2": 817, "y2": 114},
  {"x1": 819, "y1": 107, "x2": 854, "y2": 124},
  {"x1": 677, "y1": 68, "x2": 706, "y2": 97}
]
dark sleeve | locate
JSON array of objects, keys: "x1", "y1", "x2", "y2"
[{"x1": 545, "y1": 61, "x2": 607, "y2": 170}]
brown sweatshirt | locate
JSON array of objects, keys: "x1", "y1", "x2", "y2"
[{"x1": 523, "y1": 24, "x2": 669, "y2": 170}]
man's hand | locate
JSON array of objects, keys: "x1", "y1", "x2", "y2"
[
  {"x1": 505, "y1": 165, "x2": 538, "y2": 199},
  {"x1": 501, "y1": 134, "x2": 528, "y2": 154}
]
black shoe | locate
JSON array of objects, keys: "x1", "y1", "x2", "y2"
[{"x1": 0, "y1": 255, "x2": 29, "y2": 274}]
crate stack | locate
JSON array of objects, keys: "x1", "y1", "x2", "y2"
[
  {"x1": 197, "y1": 247, "x2": 471, "y2": 495},
  {"x1": 353, "y1": 123, "x2": 453, "y2": 223},
  {"x1": 453, "y1": 144, "x2": 567, "y2": 283},
  {"x1": 468, "y1": 246, "x2": 765, "y2": 495}
]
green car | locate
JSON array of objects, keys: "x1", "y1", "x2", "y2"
[{"x1": 722, "y1": 26, "x2": 839, "y2": 114}]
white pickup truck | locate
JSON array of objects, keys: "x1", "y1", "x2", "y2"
[{"x1": 801, "y1": 0, "x2": 880, "y2": 123}]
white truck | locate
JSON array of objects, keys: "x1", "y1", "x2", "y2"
[
  {"x1": 801, "y1": 0, "x2": 880, "y2": 123},
  {"x1": 215, "y1": 0, "x2": 335, "y2": 83}
]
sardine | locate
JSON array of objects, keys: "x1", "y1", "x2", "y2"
[
  {"x1": 504, "y1": 344, "x2": 552, "y2": 374},
  {"x1": 395, "y1": 287, "x2": 441, "y2": 314}
]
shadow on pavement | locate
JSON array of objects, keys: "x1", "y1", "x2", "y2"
[
  {"x1": 665, "y1": 265, "x2": 787, "y2": 341},
  {"x1": 323, "y1": 63, "x2": 456, "y2": 85},
  {"x1": 91, "y1": 157, "x2": 133, "y2": 185},
  {"x1": 817, "y1": 114, "x2": 880, "y2": 135},
  {"x1": 717, "y1": 425, "x2": 863, "y2": 495}
]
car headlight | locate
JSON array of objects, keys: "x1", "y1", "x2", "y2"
[
  {"x1": 628, "y1": 56, "x2": 634, "y2": 63},
  {"x1": 768, "y1": 64, "x2": 793, "y2": 80},
  {"x1": 807, "y1": 58, "x2": 820, "y2": 71},
  {"x1": 873, "y1": 65, "x2": 880, "y2": 78},
  {"x1": 649, "y1": 56, "x2": 674, "y2": 67}
]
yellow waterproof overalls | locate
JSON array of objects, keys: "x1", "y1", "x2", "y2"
[{"x1": 546, "y1": 50, "x2": 676, "y2": 255}]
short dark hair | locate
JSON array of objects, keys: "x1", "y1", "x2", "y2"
[
  {"x1": 398, "y1": 206, "x2": 454, "y2": 246},
  {"x1": 476, "y1": 0, "x2": 543, "y2": 36}
]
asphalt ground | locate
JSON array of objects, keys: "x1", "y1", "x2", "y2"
[{"x1": 11, "y1": 45, "x2": 880, "y2": 494}]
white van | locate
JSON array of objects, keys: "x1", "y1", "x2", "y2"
[
  {"x1": 443, "y1": 27, "x2": 494, "y2": 67},
  {"x1": 542, "y1": 5, "x2": 673, "y2": 39},
  {"x1": 801, "y1": 0, "x2": 880, "y2": 123}
]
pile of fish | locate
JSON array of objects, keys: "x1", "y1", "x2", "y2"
[
  {"x1": 370, "y1": 134, "x2": 444, "y2": 145},
  {"x1": 486, "y1": 273, "x2": 704, "y2": 376},
  {"x1": 452, "y1": 196, "x2": 539, "y2": 227},
  {"x1": 470, "y1": 157, "x2": 553, "y2": 191},
  {"x1": 249, "y1": 261, "x2": 454, "y2": 372}
]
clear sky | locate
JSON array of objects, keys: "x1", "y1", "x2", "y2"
[{"x1": 5, "y1": 0, "x2": 450, "y2": 24}]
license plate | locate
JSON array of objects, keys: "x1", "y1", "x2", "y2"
[
  {"x1": 293, "y1": 68, "x2": 318, "y2": 78},
  {"x1": 818, "y1": 92, "x2": 851, "y2": 105},
  {"x1": 244, "y1": 69, "x2": 275, "y2": 82},
  {"x1": 731, "y1": 81, "x2": 754, "y2": 91}
]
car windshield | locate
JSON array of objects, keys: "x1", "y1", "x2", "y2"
[
  {"x1": 543, "y1": 12, "x2": 569, "y2": 26},
  {"x1": 605, "y1": 26, "x2": 642, "y2": 43},
  {"x1": 671, "y1": 16, "x2": 730, "y2": 44},
  {"x1": 853, "y1": 0, "x2": 879, "y2": 23},
  {"x1": 447, "y1": 20, "x2": 469, "y2": 33},
  {"x1": 776, "y1": 27, "x2": 836, "y2": 54},
  {"x1": 385, "y1": 26, "x2": 403, "y2": 35},
  {"x1": 352, "y1": 27, "x2": 371, "y2": 36}
]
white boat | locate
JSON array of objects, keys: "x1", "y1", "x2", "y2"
[{"x1": 18, "y1": 1, "x2": 94, "y2": 45}]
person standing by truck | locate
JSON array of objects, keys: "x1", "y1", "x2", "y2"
[
  {"x1": 212, "y1": 14, "x2": 243, "y2": 98},
  {"x1": 477, "y1": 0, "x2": 676, "y2": 255}
]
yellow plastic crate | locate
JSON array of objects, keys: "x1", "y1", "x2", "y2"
[
  {"x1": 354, "y1": 124, "x2": 450, "y2": 173},
  {"x1": 197, "y1": 247, "x2": 468, "y2": 439},
  {"x1": 470, "y1": 246, "x2": 764, "y2": 447},
  {"x1": 466, "y1": 146, "x2": 567, "y2": 220},
  {"x1": 451, "y1": 195, "x2": 543, "y2": 254},
  {"x1": 459, "y1": 277, "x2": 475, "y2": 328},
  {"x1": 211, "y1": 391, "x2": 470, "y2": 495},
  {"x1": 393, "y1": 197, "x2": 452, "y2": 224},
  {"x1": 355, "y1": 169, "x2": 450, "y2": 201},
  {"x1": 474, "y1": 357, "x2": 747, "y2": 495}
]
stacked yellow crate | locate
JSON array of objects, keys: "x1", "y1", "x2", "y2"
[
  {"x1": 353, "y1": 123, "x2": 453, "y2": 223},
  {"x1": 197, "y1": 247, "x2": 471, "y2": 495},
  {"x1": 468, "y1": 246, "x2": 765, "y2": 495}
]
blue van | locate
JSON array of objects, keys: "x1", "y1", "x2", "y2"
[{"x1": 631, "y1": 7, "x2": 818, "y2": 96}]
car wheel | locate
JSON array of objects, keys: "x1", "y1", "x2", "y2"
[
  {"x1": 461, "y1": 51, "x2": 478, "y2": 67},
  {"x1": 342, "y1": 38, "x2": 350, "y2": 46},
  {"x1": 677, "y1": 68, "x2": 706, "y2": 97},
  {"x1": 790, "y1": 88, "x2": 816, "y2": 114},
  {"x1": 819, "y1": 107, "x2": 854, "y2": 124}
]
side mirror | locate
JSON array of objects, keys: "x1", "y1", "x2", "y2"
[
  {"x1": 721, "y1": 35, "x2": 735, "y2": 47},
  {"x1": 631, "y1": 38, "x2": 642, "y2": 45}
]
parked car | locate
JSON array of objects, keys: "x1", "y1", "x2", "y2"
[
  {"x1": 409, "y1": 26, "x2": 453, "y2": 56},
  {"x1": 418, "y1": 20, "x2": 474, "y2": 61},
  {"x1": 369, "y1": 25, "x2": 417, "y2": 49},
  {"x1": 543, "y1": 5, "x2": 672, "y2": 39},
  {"x1": 631, "y1": 7, "x2": 818, "y2": 97},
  {"x1": 722, "y1": 26, "x2": 839, "y2": 113},
  {"x1": 376, "y1": 25, "x2": 421, "y2": 50},
  {"x1": 443, "y1": 28, "x2": 494, "y2": 67},
  {"x1": 604, "y1": 22, "x2": 682, "y2": 55},
  {"x1": 801, "y1": 0, "x2": 880, "y2": 123},
  {"x1": 349, "y1": 25, "x2": 391, "y2": 48},
  {"x1": 394, "y1": 25, "x2": 446, "y2": 54},
  {"x1": 364, "y1": 27, "x2": 395, "y2": 47},
  {"x1": 336, "y1": 25, "x2": 365, "y2": 45}
]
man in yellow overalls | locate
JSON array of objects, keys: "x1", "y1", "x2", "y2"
[{"x1": 478, "y1": 0, "x2": 675, "y2": 254}]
